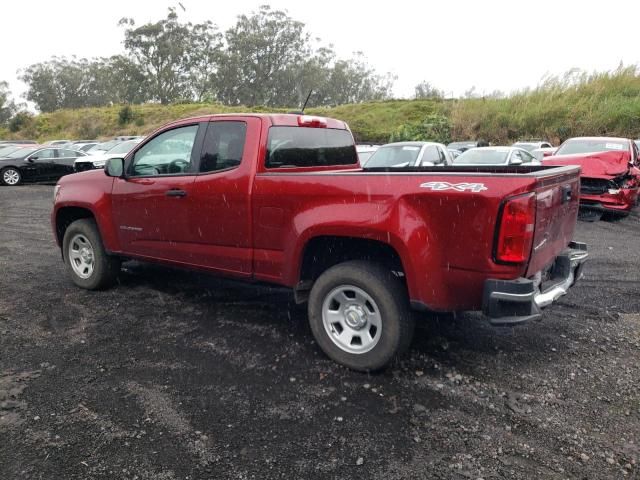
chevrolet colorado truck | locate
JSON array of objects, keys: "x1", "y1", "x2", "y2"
[
  {"x1": 52, "y1": 114, "x2": 588, "y2": 371},
  {"x1": 544, "y1": 136, "x2": 640, "y2": 219}
]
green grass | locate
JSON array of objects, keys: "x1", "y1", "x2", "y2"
[{"x1": 5, "y1": 66, "x2": 640, "y2": 144}]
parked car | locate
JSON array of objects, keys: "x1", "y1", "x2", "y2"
[
  {"x1": 0, "y1": 146, "x2": 87, "y2": 186},
  {"x1": 447, "y1": 148, "x2": 462, "y2": 160},
  {"x1": 52, "y1": 113, "x2": 587, "y2": 371},
  {"x1": 113, "y1": 135, "x2": 144, "y2": 142},
  {"x1": 532, "y1": 147, "x2": 558, "y2": 161},
  {"x1": 87, "y1": 140, "x2": 123, "y2": 155},
  {"x1": 364, "y1": 141, "x2": 453, "y2": 168},
  {"x1": 544, "y1": 137, "x2": 640, "y2": 218},
  {"x1": 447, "y1": 141, "x2": 480, "y2": 152},
  {"x1": 0, "y1": 140, "x2": 37, "y2": 145},
  {"x1": 74, "y1": 139, "x2": 144, "y2": 172},
  {"x1": 75, "y1": 142, "x2": 100, "y2": 152},
  {"x1": 512, "y1": 141, "x2": 553, "y2": 152},
  {"x1": 453, "y1": 147, "x2": 540, "y2": 166},
  {"x1": 0, "y1": 144, "x2": 30, "y2": 157},
  {"x1": 355, "y1": 144, "x2": 379, "y2": 164}
]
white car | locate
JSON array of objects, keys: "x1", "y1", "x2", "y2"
[
  {"x1": 74, "y1": 139, "x2": 143, "y2": 172},
  {"x1": 364, "y1": 141, "x2": 453, "y2": 168},
  {"x1": 356, "y1": 144, "x2": 379, "y2": 164},
  {"x1": 453, "y1": 147, "x2": 540, "y2": 166}
]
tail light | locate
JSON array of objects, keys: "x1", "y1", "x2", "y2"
[{"x1": 495, "y1": 193, "x2": 536, "y2": 264}]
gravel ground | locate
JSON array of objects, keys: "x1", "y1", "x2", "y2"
[{"x1": 1, "y1": 184, "x2": 639, "y2": 479}]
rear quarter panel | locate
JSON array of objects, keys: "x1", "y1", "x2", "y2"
[{"x1": 252, "y1": 171, "x2": 545, "y2": 311}]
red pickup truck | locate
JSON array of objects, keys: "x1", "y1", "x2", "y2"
[{"x1": 52, "y1": 114, "x2": 588, "y2": 371}]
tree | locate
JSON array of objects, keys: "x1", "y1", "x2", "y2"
[
  {"x1": 120, "y1": 8, "x2": 194, "y2": 104},
  {"x1": 187, "y1": 21, "x2": 223, "y2": 102},
  {"x1": 0, "y1": 81, "x2": 17, "y2": 124},
  {"x1": 218, "y1": 5, "x2": 311, "y2": 106},
  {"x1": 414, "y1": 81, "x2": 443, "y2": 100}
]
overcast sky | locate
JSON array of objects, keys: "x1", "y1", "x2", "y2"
[{"x1": 2, "y1": 0, "x2": 640, "y2": 105}]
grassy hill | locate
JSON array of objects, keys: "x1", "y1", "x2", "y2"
[{"x1": 3, "y1": 67, "x2": 640, "y2": 144}]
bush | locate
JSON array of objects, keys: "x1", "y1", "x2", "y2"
[
  {"x1": 118, "y1": 105, "x2": 135, "y2": 126},
  {"x1": 8, "y1": 111, "x2": 33, "y2": 133},
  {"x1": 389, "y1": 114, "x2": 451, "y2": 144}
]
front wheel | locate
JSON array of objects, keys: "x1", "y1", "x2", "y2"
[
  {"x1": 62, "y1": 219, "x2": 120, "y2": 290},
  {"x1": 308, "y1": 261, "x2": 414, "y2": 371},
  {"x1": 1, "y1": 167, "x2": 22, "y2": 186}
]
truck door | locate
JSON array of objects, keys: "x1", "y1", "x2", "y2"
[
  {"x1": 110, "y1": 123, "x2": 204, "y2": 263},
  {"x1": 186, "y1": 118, "x2": 259, "y2": 277}
]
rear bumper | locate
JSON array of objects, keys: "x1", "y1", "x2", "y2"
[{"x1": 482, "y1": 242, "x2": 588, "y2": 326}]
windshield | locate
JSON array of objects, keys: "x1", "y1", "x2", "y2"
[
  {"x1": 6, "y1": 147, "x2": 38, "y2": 158},
  {"x1": 365, "y1": 145, "x2": 421, "y2": 168},
  {"x1": 447, "y1": 141, "x2": 475, "y2": 149},
  {"x1": 89, "y1": 141, "x2": 119, "y2": 153},
  {"x1": 358, "y1": 151, "x2": 375, "y2": 164},
  {"x1": 0, "y1": 145, "x2": 22, "y2": 157},
  {"x1": 555, "y1": 139, "x2": 628, "y2": 156},
  {"x1": 107, "y1": 140, "x2": 139, "y2": 155},
  {"x1": 454, "y1": 149, "x2": 509, "y2": 165},
  {"x1": 513, "y1": 142, "x2": 537, "y2": 152}
]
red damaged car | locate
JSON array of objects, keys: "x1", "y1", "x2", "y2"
[{"x1": 544, "y1": 137, "x2": 640, "y2": 219}]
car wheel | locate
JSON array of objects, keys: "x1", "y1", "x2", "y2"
[
  {"x1": 63, "y1": 219, "x2": 120, "y2": 290},
  {"x1": 308, "y1": 260, "x2": 414, "y2": 372},
  {"x1": 1, "y1": 167, "x2": 22, "y2": 186}
]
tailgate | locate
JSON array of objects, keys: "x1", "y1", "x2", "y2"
[{"x1": 526, "y1": 168, "x2": 581, "y2": 276}]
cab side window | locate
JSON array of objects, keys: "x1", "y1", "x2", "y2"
[
  {"x1": 130, "y1": 125, "x2": 199, "y2": 177},
  {"x1": 199, "y1": 121, "x2": 247, "y2": 173}
]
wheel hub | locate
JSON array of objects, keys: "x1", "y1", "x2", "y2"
[{"x1": 344, "y1": 305, "x2": 367, "y2": 330}]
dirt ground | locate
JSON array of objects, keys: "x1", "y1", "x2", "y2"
[{"x1": 1, "y1": 184, "x2": 639, "y2": 479}]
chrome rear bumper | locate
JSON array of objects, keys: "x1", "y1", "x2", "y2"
[{"x1": 482, "y1": 242, "x2": 588, "y2": 326}]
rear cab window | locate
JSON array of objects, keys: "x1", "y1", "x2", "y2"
[{"x1": 265, "y1": 127, "x2": 357, "y2": 170}]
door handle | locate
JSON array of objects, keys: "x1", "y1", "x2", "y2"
[{"x1": 165, "y1": 189, "x2": 187, "y2": 198}]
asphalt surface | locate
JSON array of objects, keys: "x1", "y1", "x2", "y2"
[{"x1": 1, "y1": 185, "x2": 639, "y2": 479}]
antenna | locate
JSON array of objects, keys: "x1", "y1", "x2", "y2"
[{"x1": 301, "y1": 90, "x2": 313, "y2": 113}]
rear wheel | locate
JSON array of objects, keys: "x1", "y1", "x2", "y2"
[
  {"x1": 308, "y1": 261, "x2": 414, "y2": 371},
  {"x1": 63, "y1": 219, "x2": 120, "y2": 290},
  {"x1": 1, "y1": 167, "x2": 21, "y2": 186}
]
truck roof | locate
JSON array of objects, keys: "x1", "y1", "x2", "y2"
[{"x1": 162, "y1": 113, "x2": 349, "y2": 131}]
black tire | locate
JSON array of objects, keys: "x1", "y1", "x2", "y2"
[
  {"x1": 308, "y1": 260, "x2": 414, "y2": 372},
  {"x1": 62, "y1": 219, "x2": 120, "y2": 290},
  {"x1": 1, "y1": 167, "x2": 22, "y2": 186}
]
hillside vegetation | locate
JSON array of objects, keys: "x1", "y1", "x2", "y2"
[{"x1": 3, "y1": 66, "x2": 640, "y2": 145}]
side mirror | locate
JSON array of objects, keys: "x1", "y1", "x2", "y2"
[
  {"x1": 105, "y1": 157, "x2": 125, "y2": 178},
  {"x1": 27, "y1": 156, "x2": 37, "y2": 162},
  {"x1": 510, "y1": 158, "x2": 523, "y2": 165}
]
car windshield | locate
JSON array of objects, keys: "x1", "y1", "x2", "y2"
[
  {"x1": 107, "y1": 140, "x2": 139, "y2": 155},
  {"x1": 0, "y1": 145, "x2": 22, "y2": 157},
  {"x1": 454, "y1": 149, "x2": 509, "y2": 165},
  {"x1": 358, "y1": 151, "x2": 375, "y2": 164},
  {"x1": 89, "y1": 141, "x2": 119, "y2": 153},
  {"x1": 555, "y1": 139, "x2": 628, "y2": 156},
  {"x1": 513, "y1": 142, "x2": 537, "y2": 152},
  {"x1": 448, "y1": 142, "x2": 475, "y2": 149},
  {"x1": 365, "y1": 145, "x2": 422, "y2": 168},
  {"x1": 6, "y1": 147, "x2": 38, "y2": 158}
]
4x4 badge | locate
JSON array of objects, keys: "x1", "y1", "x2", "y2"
[{"x1": 420, "y1": 181, "x2": 488, "y2": 193}]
